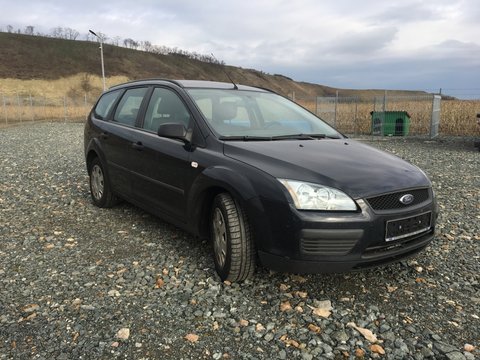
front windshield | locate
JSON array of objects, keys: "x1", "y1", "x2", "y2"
[{"x1": 186, "y1": 88, "x2": 341, "y2": 139}]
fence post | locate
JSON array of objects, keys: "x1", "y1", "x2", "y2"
[
  {"x1": 354, "y1": 97, "x2": 358, "y2": 137},
  {"x1": 84, "y1": 93, "x2": 89, "y2": 119},
  {"x1": 30, "y1": 94, "x2": 34, "y2": 122},
  {"x1": 371, "y1": 97, "x2": 376, "y2": 140},
  {"x1": 43, "y1": 96, "x2": 47, "y2": 121},
  {"x1": 17, "y1": 93, "x2": 22, "y2": 123},
  {"x1": 2, "y1": 94, "x2": 7, "y2": 125},
  {"x1": 64, "y1": 96, "x2": 67, "y2": 123},
  {"x1": 334, "y1": 90, "x2": 338, "y2": 128}
]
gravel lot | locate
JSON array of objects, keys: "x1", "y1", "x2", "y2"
[{"x1": 0, "y1": 122, "x2": 479, "y2": 360}]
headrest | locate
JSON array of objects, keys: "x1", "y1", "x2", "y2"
[{"x1": 215, "y1": 102, "x2": 238, "y2": 122}]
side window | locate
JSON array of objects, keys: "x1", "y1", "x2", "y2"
[
  {"x1": 94, "y1": 90, "x2": 121, "y2": 119},
  {"x1": 114, "y1": 87, "x2": 148, "y2": 126},
  {"x1": 143, "y1": 88, "x2": 191, "y2": 132}
]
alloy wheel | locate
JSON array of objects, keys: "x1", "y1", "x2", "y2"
[
  {"x1": 90, "y1": 164, "x2": 104, "y2": 201},
  {"x1": 212, "y1": 207, "x2": 227, "y2": 268}
]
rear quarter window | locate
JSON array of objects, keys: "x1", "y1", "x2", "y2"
[
  {"x1": 114, "y1": 87, "x2": 148, "y2": 126},
  {"x1": 94, "y1": 90, "x2": 122, "y2": 120}
]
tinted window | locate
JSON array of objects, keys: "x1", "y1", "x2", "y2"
[
  {"x1": 114, "y1": 87, "x2": 148, "y2": 126},
  {"x1": 187, "y1": 89, "x2": 339, "y2": 138},
  {"x1": 143, "y1": 88, "x2": 191, "y2": 132},
  {"x1": 94, "y1": 90, "x2": 121, "y2": 119}
]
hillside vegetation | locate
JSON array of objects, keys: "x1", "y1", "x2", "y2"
[{"x1": 0, "y1": 32, "x2": 430, "y2": 99}]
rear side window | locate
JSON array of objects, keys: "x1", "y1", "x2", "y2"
[
  {"x1": 114, "y1": 87, "x2": 148, "y2": 126},
  {"x1": 94, "y1": 90, "x2": 121, "y2": 120}
]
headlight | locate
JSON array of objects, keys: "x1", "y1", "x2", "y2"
[{"x1": 278, "y1": 179, "x2": 357, "y2": 211}]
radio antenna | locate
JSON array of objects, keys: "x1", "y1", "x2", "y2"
[{"x1": 211, "y1": 53, "x2": 238, "y2": 90}]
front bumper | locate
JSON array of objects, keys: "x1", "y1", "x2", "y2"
[{"x1": 254, "y1": 195, "x2": 438, "y2": 274}]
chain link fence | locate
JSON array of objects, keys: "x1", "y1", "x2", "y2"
[
  {"x1": 2, "y1": 93, "x2": 479, "y2": 138},
  {"x1": 292, "y1": 93, "x2": 480, "y2": 138},
  {"x1": 1, "y1": 94, "x2": 95, "y2": 125}
]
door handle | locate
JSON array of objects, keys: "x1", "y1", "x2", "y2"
[
  {"x1": 131, "y1": 141, "x2": 144, "y2": 151},
  {"x1": 100, "y1": 132, "x2": 109, "y2": 140}
]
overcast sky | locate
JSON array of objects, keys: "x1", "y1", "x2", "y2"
[{"x1": 1, "y1": 0, "x2": 479, "y2": 98}]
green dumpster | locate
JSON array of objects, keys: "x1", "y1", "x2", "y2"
[{"x1": 371, "y1": 111, "x2": 411, "y2": 136}]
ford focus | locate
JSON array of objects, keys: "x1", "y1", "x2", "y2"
[{"x1": 84, "y1": 79, "x2": 438, "y2": 282}]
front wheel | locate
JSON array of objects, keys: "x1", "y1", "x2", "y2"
[
  {"x1": 211, "y1": 193, "x2": 255, "y2": 282},
  {"x1": 88, "y1": 157, "x2": 117, "y2": 208}
]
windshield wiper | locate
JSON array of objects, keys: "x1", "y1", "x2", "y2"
[
  {"x1": 219, "y1": 135, "x2": 273, "y2": 141},
  {"x1": 219, "y1": 133, "x2": 341, "y2": 141},
  {"x1": 270, "y1": 134, "x2": 329, "y2": 140}
]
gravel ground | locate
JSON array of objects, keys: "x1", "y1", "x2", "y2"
[{"x1": 0, "y1": 122, "x2": 479, "y2": 360}]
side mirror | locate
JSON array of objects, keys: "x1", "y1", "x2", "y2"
[{"x1": 158, "y1": 123, "x2": 188, "y2": 141}]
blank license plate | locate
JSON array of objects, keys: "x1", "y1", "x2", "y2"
[{"x1": 386, "y1": 212, "x2": 432, "y2": 242}]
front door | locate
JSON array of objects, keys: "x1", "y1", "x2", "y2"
[{"x1": 130, "y1": 87, "x2": 194, "y2": 222}]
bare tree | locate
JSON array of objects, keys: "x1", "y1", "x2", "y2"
[
  {"x1": 112, "y1": 36, "x2": 121, "y2": 46},
  {"x1": 123, "y1": 38, "x2": 136, "y2": 48},
  {"x1": 51, "y1": 26, "x2": 64, "y2": 38},
  {"x1": 96, "y1": 32, "x2": 108, "y2": 42},
  {"x1": 80, "y1": 73, "x2": 93, "y2": 95},
  {"x1": 24, "y1": 25, "x2": 34, "y2": 35},
  {"x1": 141, "y1": 40, "x2": 153, "y2": 52},
  {"x1": 64, "y1": 27, "x2": 79, "y2": 40},
  {"x1": 6, "y1": 25, "x2": 13, "y2": 33}
]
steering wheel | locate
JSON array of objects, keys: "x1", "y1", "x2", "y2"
[{"x1": 264, "y1": 121, "x2": 282, "y2": 129}]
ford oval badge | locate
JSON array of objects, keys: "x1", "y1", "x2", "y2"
[{"x1": 399, "y1": 194, "x2": 414, "y2": 205}]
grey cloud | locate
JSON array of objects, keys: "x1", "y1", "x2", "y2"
[
  {"x1": 367, "y1": 2, "x2": 448, "y2": 24},
  {"x1": 323, "y1": 26, "x2": 398, "y2": 56}
]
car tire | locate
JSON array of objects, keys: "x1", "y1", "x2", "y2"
[
  {"x1": 211, "y1": 193, "x2": 255, "y2": 282},
  {"x1": 89, "y1": 157, "x2": 117, "y2": 208}
]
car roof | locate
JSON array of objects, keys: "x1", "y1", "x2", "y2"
[{"x1": 107, "y1": 79, "x2": 271, "y2": 93}]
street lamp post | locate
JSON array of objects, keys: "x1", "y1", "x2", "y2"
[{"x1": 89, "y1": 29, "x2": 106, "y2": 91}]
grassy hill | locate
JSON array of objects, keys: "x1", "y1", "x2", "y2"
[{"x1": 0, "y1": 32, "x2": 430, "y2": 98}]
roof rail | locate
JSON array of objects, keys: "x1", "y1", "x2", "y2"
[{"x1": 108, "y1": 78, "x2": 184, "y2": 90}]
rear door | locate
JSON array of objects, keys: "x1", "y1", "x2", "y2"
[
  {"x1": 97, "y1": 87, "x2": 149, "y2": 197},
  {"x1": 129, "y1": 87, "x2": 194, "y2": 222}
]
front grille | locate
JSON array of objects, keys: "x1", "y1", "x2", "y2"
[
  {"x1": 366, "y1": 188, "x2": 430, "y2": 211},
  {"x1": 300, "y1": 238, "x2": 357, "y2": 256}
]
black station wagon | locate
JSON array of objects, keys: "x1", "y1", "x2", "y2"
[{"x1": 84, "y1": 79, "x2": 438, "y2": 281}]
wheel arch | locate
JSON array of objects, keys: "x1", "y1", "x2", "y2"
[
  {"x1": 85, "y1": 138, "x2": 107, "y2": 173},
  {"x1": 86, "y1": 149, "x2": 99, "y2": 173},
  {"x1": 187, "y1": 166, "x2": 262, "y2": 239}
]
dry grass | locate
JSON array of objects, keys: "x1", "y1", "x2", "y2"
[
  {"x1": 0, "y1": 74, "x2": 130, "y2": 124},
  {"x1": 297, "y1": 98, "x2": 480, "y2": 136},
  {"x1": 0, "y1": 73, "x2": 129, "y2": 98},
  {"x1": 1, "y1": 103, "x2": 91, "y2": 123},
  {"x1": 440, "y1": 100, "x2": 480, "y2": 136}
]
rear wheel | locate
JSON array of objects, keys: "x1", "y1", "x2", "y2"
[
  {"x1": 89, "y1": 157, "x2": 117, "y2": 208},
  {"x1": 211, "y1": 193, "x2": 255, "y2": 282}
]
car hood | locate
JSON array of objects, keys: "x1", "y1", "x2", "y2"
[{"x1": 223, "y1": 139, "x2": 431, "y2": 199}]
